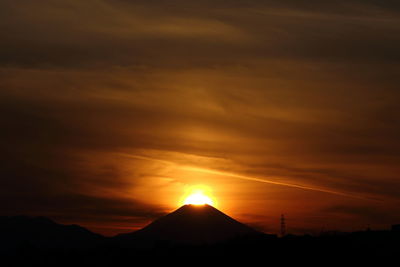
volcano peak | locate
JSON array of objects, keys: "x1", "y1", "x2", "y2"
[{"x1": 116, "y1": 204, "x2": 264, "y2": 245}]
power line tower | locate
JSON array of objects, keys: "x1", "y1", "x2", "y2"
[{"x1": 280, "y1": 214, "x2": 286, "y2": 237}]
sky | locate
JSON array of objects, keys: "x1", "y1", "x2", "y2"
[{"x1": 1, "y1": 0, "x2": 400, "y2": 236}]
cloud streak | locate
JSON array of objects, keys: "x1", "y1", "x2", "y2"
[
  {"x1": 120, "y1": 152, "x2": 372, "y2": 199},
  {"x1": 1, "y1": 0, "x2": 400, "y2": 234}
]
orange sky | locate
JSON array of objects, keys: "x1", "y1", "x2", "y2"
[{"x1": 1, "y1": 0, "x2": 400, "y2": 236}]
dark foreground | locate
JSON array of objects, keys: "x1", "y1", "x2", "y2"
[
  {"x1": 3, "y1": 231, "x2": 400, "y2": 266},
  {"x1": 1, "y1": 215, "x2": 399, "y2": 265}
]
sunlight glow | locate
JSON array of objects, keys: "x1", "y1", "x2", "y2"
[
  {"x1": 184, "y1": 192, "x2": 213, "y2": 205},
  {"x1": 182, "y1": 185, "x2": 215, "y2": 206}
]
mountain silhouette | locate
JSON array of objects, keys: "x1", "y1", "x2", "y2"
[
  {"x1": 1, "y1": 213, "x2": 399, "y2": 265},
  {"x1": 0, "y1": 216, "x2": 103, "y2": 250},
  {"x1": 115, "y1": 204, "x2": 265, "y2": 246}
]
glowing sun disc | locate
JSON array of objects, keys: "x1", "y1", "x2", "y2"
[{"x1": 184, "y1": 192, "x2": 214, "y2": 206}]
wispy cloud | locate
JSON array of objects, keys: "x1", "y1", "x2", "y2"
[{"x1": 1, "y1": 0, "x2": 400, "y2": 234}]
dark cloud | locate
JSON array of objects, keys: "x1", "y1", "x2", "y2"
[
  {"x1": 322, "y1": 204, "x2": 398, "y2": 225},
  {"x1": 0, "y1": 193, "x2": 165, "y2": 220},
  {"x1": 1, "y1": 0, "x2": 400, "y2": 234},
  {"x1": 1, "y1": 0, "x2": 400, "y2": 68}
]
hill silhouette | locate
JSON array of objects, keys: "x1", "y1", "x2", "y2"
[
  {"x1": 0, "y1": 216, "x2": 103, "y2": 250},
  {"x1": 1, "y1": 213, "x2": 399, "y2": 265},
  {"x1": 0, "y1": 210, "x2": 400, "y2": 267},
  {"x1": 115, "y1": 204, "x2": 266, "y2": 246}
]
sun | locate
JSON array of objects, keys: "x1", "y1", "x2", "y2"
[
  {"x1": 184, "y1": 192, "x2": 214, "y2": 206},
  {"x1": 181, "y1": 185, "x2": 216, "y2": 206}
]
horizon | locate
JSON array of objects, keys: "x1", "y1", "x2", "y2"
[
  {"x1": 3, "y1": 204, "x2": 398, "y2": 237},
  {"x1": 1, "y1": 0, "x2": 400, "y2": 237}
]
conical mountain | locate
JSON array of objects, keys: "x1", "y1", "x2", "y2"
[{"x1": 115, "y1": 204, "x2": 264, "y2": 245}]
